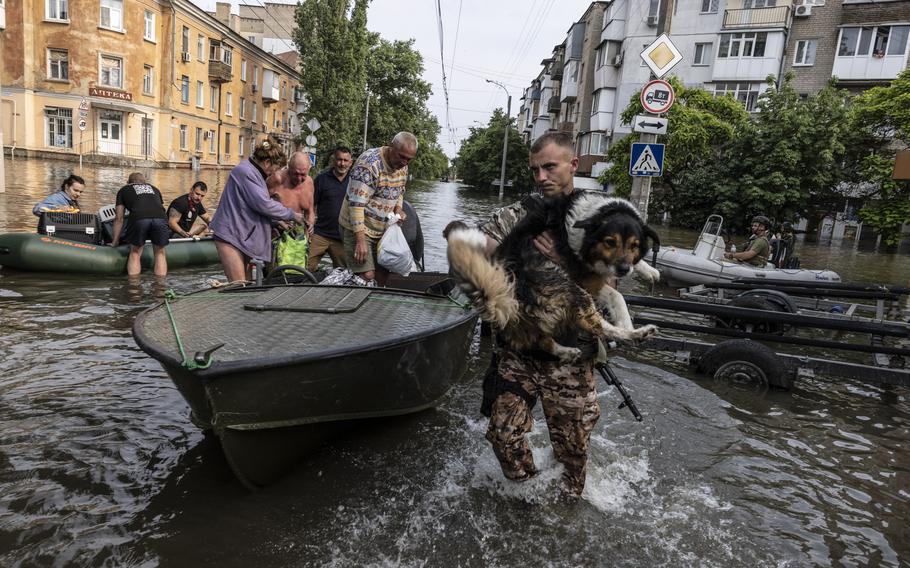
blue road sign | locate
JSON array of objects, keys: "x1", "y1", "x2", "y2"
[
  {"x1": 629, "y1": 143, "x2": 665, "y2": 177},
  {"x1": 309, "y1": 152, "x2": 317, "y2": 167}
]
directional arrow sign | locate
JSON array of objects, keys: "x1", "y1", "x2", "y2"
[{"x1": 632, "y1": 114, "x2": 668, "y2": 135}]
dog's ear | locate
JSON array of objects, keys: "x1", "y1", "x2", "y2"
[{"x1": 572, "y1": 216, "x2": 597, "y2": 230}]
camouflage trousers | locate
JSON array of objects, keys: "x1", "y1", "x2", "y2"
[{"x1": 485, "y1": 349, "x2": 600, "y2": 495}]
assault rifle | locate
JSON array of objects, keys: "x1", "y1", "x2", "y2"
[{"x1": 595, "y1": 361, "x2": 643, "y2": 422}]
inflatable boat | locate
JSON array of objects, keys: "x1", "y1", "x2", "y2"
[
  {"x1": 0, "y1": 232, "x2": 220, "y2": 275},
  {"x1": 652, "y1": 215, "x2": 841, "y2": 288}
]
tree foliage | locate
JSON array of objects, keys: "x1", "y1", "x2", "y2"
[
  {"x1": 849, "y1": 69, "x2": 910, "y2": 246},
  {"x1": 457, "y1": 109, "x2": 533, "y2": 193},
  {"x1": 294, "y1": 2, "x2": 448, "y2": 180},
  {"x1": 293, "y1": 0, "x2": 369, "y2": 151}
]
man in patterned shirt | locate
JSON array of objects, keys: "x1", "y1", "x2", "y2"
[{"x1": 338, "y1": 131, "x2": 417, "y2": 285}]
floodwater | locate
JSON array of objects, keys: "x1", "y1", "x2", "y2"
[{"x1": 1, "y1": 160, "x2": 909, "y2": 567}]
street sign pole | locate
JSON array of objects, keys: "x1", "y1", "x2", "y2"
[{"x1": 629, "y1": 0, "x2": 676, "y2": 222}]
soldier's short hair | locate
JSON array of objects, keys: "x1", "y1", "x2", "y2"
[{"x1": 530, "y1": 132, "x2": 575, "y2": 156}]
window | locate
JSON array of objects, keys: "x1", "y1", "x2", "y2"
[
  {"x1": 195, "y1": 127, "x2": 202, "y2": 151},
  {"x1": 793, "y1": 39, "x2": 817, "y2": 66},
  {"x1": 701, "y1": 0, "x2": 718, "y2": 13},
  {"x1": 239, "y1": 135, "x2": 245, "y2": 157},
  {"x1": 253, "y1": 64, "x2": 258, "y2": 87},
  {"x1": 241, "y1": 59, "x2": 247, "y2": 81},
  {"x1": 225, "y1": 92, "x2": 233, "y2": 116},
  {"x1": 694, "y1": 42, "x2": 713, "y2": 65},
  {"x1": 196, "y1": 81, "x2": 204, "y2": 107},
  {"x1": 197, "y1": 35, "x2": 205, "y2": 61},
  {"x1": 208, "y1": 130, "x2": 215, "y2": 153},
  {"x1": 179, "y1": 125, "x2": 188, "y2": 150},
  {"x1": 48, "y1": 49, "x2": 69, "y2": 80},
  {"x1": 743, "y1": 0, "x2": 776, "y2": 7},
  {"x1": 640, "y1": 43, "x2": 649, "y2": 66},
  {"x1": 142, "y1": 65, "x2": 153, "y2": 94},
  {"x1": 596, "y1": 45, "x2": 607, "y2": 68},
  {"x1": 99, "y1": 55, "x2": 122, "y2": 88},
  {"x1": 45, "y1": 107, "x2": 73, "y2": 148},
  {"x1": 46, "y1": 0, "x2": 68, "y2": 21},
  {"x1": 240, "y1": 97, "x2": 246, "y2": 119},
  {"x1": 99, "y1": 0, "x2": 123, "y2": 31},
  {"x1": 210, "y1": 86, "x2": 217, "y2": 111},
  {"x1": 648, "y1": 0, "x2": 660, "y2": 19},
  {"x1": 224, "y1": 133, "x2": 231, "y2": 155},
  {"x1": 718, "y1": 32, "x2": 767, "y2": 58},
  {"x1": 209, "y1": 39, "x2": 220, "y2": 62},
  {"x1": 252, "y1": 102, "x2": 257, "y2": 123},
  {"x1": 714, "y1": 82, "x2": 761, "y2": 112},
  {"x1": 143, "y1": 10, "x2": 155, "y2": 41},
  {"x1": 181, "y1": 26, "x2": 190, "y2": 56},
  {"x1": 838, "y1": 26, "x2": 910, "y2": 58},
  {"x1": 222, "y1": 46, "x2": 233, "y2": 67},
  {"x1": 181, "y1": 75, "x2": 190, "y2": 104},
  {"x1": 273, "y1": 109, "x2": 277, "y2": 128}
]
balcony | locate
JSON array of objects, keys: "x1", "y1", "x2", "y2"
[
  {"x1": 722, "y1": 6, "x2": 789, "y2": 29},
  {"x1": 208, "y1": 60, "x2": 232, "y2": 84},
  {"x1": 560, "y1": 80, "x2": 577, "y2": 103},
  {"x1": 547, "y1": 96, "x2": 560, "y2": 113},
  {"x1": 558, "y1": 121, "x2": 573, "y2": 133},
  {"x1": 550, "y1": 58, "x2": 564, "y2": 79},
  {"x1": 261, "y1": 69, "x2": 280, "y2": 103}
]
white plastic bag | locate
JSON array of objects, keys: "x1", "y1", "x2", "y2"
[{"x1": 377, "y1": 213, "x2": 416, "y2": 276}]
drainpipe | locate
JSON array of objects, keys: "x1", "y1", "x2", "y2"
[
  {"x1": 775, "y1": 6, "x2": 793, "y2": 89},
  {"x1": 216, "y1": 84, "x2": 222, "y2": 166}
]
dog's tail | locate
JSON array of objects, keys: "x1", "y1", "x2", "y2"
[{"x1": 446, "y1": 228, "x2": 518, "y2": 329}]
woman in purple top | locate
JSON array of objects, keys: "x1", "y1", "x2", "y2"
[{"x1": 210, "y1": 137, "x2": 303, "y2": 282}]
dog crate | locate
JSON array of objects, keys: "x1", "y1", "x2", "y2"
[{"x1": 37, "y1": 211, "x2": 102, "y2": 244}]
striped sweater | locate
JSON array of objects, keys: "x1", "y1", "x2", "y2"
[{"x1": 338, "y1": 146, "x2": 408, "y2": 239}]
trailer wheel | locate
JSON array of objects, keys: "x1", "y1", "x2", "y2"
[
  {"x1": 697, "y1": 339, "x2": 791, "y2": 389},
  {"x1": 714, "y1": 296, "x2": 781, "y2": 334},
  {"x1": 738, "y1": 289, "x2": 797, "y2": 315}
]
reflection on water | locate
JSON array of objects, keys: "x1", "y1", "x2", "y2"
[{"x1": 1, "y1": 162, "x2": 909, "y2": 566}]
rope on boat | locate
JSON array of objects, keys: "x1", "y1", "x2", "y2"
[{"x1": 163, "y1": 289, "x2": 215, "y2": 370}]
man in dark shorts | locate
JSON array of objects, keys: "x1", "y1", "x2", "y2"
[
  {"x1": 167, "y1": 181, "x2": 213, "y2": 238},
  {"x1": 111, "y1": 172, "x2": 169, "y2": 277}
]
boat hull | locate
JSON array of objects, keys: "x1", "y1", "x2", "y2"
[
  {"x1": 0, "y1": 233, "x2": 219, "y2": 274},
  {"x1": 654, "y1": 247, "x2": 841, "y2": 288},
  {"x1": 133, "y1": 283, "x2": 478, "y2": 488}
]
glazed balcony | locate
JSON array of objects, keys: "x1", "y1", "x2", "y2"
[{"x1": 722, "y1": 6, "x2": 789, "y2": 30}]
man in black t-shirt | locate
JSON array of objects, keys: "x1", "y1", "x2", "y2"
[
  {"x1": 112, "y1": 172, "x2": 169, "y2": 277},
  {"x1": 167, "y1": 181, "x2": 213, "y2": 238},
  {"x1": 308, "y1": 146, "x2": 353, "y2": 271}
]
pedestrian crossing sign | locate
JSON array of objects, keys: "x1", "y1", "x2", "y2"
[{"x1": 629, "y1": 143, "x2": 665, "y2": 177}]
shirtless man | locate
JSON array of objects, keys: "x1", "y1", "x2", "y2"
[{"x1": 267, "y1": 151, "x2": 315, "y2": 233}]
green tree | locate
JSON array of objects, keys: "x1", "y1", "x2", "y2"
[
  {"x1": 457, "y1": 109, "x2": 532, "y2": 193},
  {"x1": 294, "y1": 0, "x2": 369, "y2": 150},
  {"x1": 849, "y1": 69, "x2": 910, "y2": 246},
  {"x1": 363, "y1": 38, "x2": 448, "y2": 180},
  {"x1": 598, "y1": 76, "x2": 748, "y2": 228},
  {"x1": 717, "y1": 76, "x2": 854, "y2": 233}
]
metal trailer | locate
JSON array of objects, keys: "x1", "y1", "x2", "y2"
[{"x1": 625, "y1": 290, "x2": 910, "y2": 390}]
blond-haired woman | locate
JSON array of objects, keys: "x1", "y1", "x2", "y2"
[{"x1": 210, "y1": 137, "x2": 304, "y2": 281}]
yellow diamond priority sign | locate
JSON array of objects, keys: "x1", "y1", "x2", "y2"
[{"x1": 640, "y1": 34, "x2": 683, "y2": 79}]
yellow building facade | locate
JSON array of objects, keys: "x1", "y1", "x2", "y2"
[{"x1": 0, "y1": 0, "x2": 301, "y2": 168}]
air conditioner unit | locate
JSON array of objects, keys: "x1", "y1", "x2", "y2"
[
  {"x1": 612, "y1": 53, "x2": 623, "y2": 67},
  {"x1": 794, "y1": 4, "x2": 812, "y2": 17},
  {"x1": 646, "y1": 15, "x2": 658, "y2": 27},
  {"x1": 181, "y1": 52, "x2": 191, "y2": 62},
  {"x1": 252, "y1": 84, "x2": 258, "y2": 93}
]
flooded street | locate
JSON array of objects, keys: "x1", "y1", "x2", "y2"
[{"x1": 1, "y1": 160, "x2": 909, "y2": 566}]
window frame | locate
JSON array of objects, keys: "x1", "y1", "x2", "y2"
[
  {"x1": 195, "y1": 127, "x2": 203, "y2": 152},
  {"x1": 47, "y1": 48, "x2": 69, "y2": 81},
  {"x1": 99, "y1": 54, "x2": 123, "y2": 89},
  {"x1": 99, "y1": 0, "x2": 124, "y2": 32},
  {"x1": 793, "y1": 39, "x2": 817, "y2": 66},
  {"x1": 181, "y1": 75, "x2": 190, "y2": 104},
  {"x1": 694, "y1": 42, "x2": 713, "y2": 66},
  {"x1": 210, "y1": 86, "x2": 217, "y2": 112},
  {"x1": 241, "y1": 59, "x2": 247, "y2": 81},
  {"x1": 837, "y1": 25, "x2": 909, "y2": 58},
  {"x1": 197, "y1": 34, "x2": 205, "y2": 61},
  {"x1": 143, "y1": 10, "x2": 155, "y2": 42},
  {"x1": 225, "y1": 92, "x2": 233, "y2": 116},
  {"x1": 239, "y1": 97, "x2": 246, "y2": 119},
  {"x1": 142, "y1": 65, "x2": 154, "y2": 95},
  {"x1": 208, "y1": 130, "x2": 216, "y2": 153},
  {"x1": 713, "y1": 82, "x2": 761, "y2": 112},
  {"x1": 45, "y1": 0, "x2": 69, "y2": 22},
  {"x1": 179, "y1": 125, "x2": 188, "y2": 151},
  {"x1": 718, "y1": 32, "x2": 767, "y2": 59},
  {"x1": 196, "y1": 81, "x2": 204, "y2": 108},
  {"x1": 700, "y1": 0, "x2": 718, "y2": 14},
  {"x1": 45, "y1": 107, "x2": 73, "y2": 148}
]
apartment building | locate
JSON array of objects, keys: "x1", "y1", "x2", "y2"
[
  {"x1": 519, "y1": 0, "x2": 910, "y2": 180},
  {"x1": 0, "y1": 0, "x2": 301, "y2": 168}
]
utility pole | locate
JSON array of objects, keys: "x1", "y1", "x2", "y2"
[
  {"x1": 629, "y1": 0, "x2": 675, "y2": 221},
  {"x1": 486, "y1": 79, "x2": 511, "y2": 199},
  {"x1": 362, "y1": 88, "x2": 370, "y2": 152}
]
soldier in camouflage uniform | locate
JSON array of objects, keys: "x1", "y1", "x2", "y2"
[{"x1": 470, "y1": 132, "x2": 600, "y2": 496}]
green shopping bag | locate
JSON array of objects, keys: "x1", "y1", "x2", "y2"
[{"x1": 273, "y1": 228, "x2": 310, "y2": 273}]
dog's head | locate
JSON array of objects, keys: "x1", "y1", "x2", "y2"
[{"x1": 566, "y1": 196, "x2": 660, "y2": 277}]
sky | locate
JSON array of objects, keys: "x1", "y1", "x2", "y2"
[{"x1": 190, "y1": 0, "x2": 597, "y2": 159}]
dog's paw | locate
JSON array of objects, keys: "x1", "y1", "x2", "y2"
[
  {"x1": 554, "y1": 346, "x2": 583, "y2": 363},
  {"x1": 635, "y1": 262, "x2": 661, "y2": 284},
  {"x1": 629, "y1": 324, "x2": 659, "y2": 342}
]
